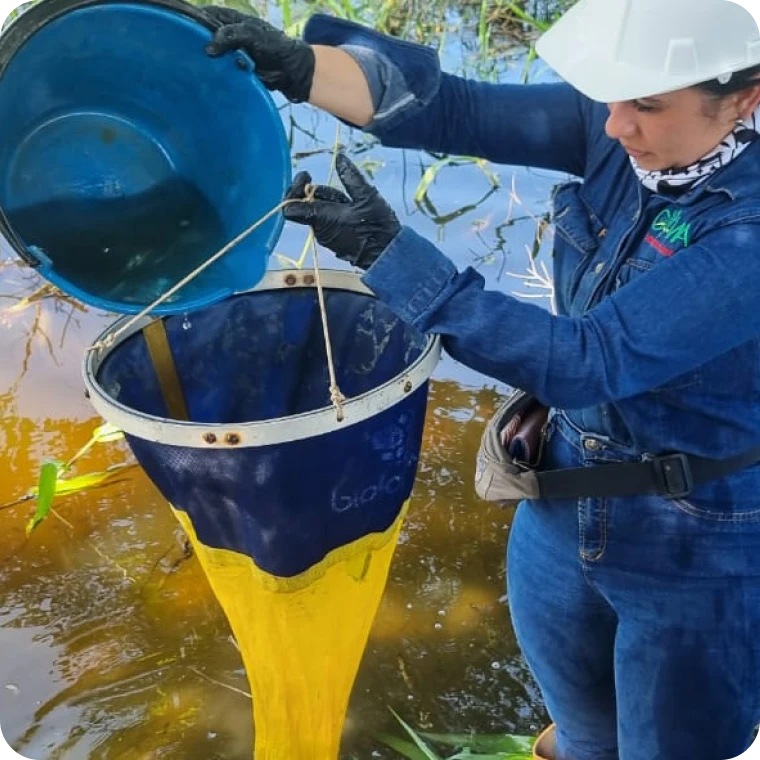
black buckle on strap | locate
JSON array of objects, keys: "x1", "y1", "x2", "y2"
[{"x1": 653, "y1": 453, "x2": 694, "y2": 499}]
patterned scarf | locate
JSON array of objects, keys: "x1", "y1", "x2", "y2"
[{"x1": 631, "y1": 106, "x2": 760, "y2": 194}]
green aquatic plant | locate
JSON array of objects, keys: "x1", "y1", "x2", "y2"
[
  {"x1": 25, "y1": 422, "x2": 132, "y2": 536},
  {"x1": 377, "y1": 708, "x2": 535, "y2": 759},
  {"x1": 0, "y1": 422, "x2": 133, "y2": 535}
]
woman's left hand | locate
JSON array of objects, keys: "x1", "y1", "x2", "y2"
[{"x1": 283, "y1": 153, "x2": 401, "y2": 270}]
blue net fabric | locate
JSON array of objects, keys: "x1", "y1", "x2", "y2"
[
  {"x1": 98, "y1": 289, "x2": 426, "y2": 421},
  {"x1": 97, "y1": 288, "x2": 431, "y2": 577}
]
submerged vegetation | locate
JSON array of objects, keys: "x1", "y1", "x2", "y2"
[{"x1": 378, "y1": 709, "x2": 535, "y2": 758}]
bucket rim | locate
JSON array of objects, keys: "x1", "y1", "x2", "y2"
[
  {"x1": 83, "y1": 269, "x2": 442, "y2": 448},
  {"x1": 0, "y1": 0, "x2": 222, "y2": 72}
]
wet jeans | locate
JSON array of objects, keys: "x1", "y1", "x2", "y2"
[{"x1": 506, "y1": 412, "x2": 760, "y2": 760}]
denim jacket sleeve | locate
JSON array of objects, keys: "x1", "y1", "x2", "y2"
[
  {"x1": 303, "y1": 14, "x2": 596, "y2": 176},
  {"x1": 361, "y1": 224, "x2": 760, "y2": 409}
]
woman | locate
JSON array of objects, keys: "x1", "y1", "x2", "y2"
[{"x1": 205, "y1": 1, "x2": 760, "y2": 758}]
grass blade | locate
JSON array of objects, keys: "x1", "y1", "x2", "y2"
[
  {"x1": 374, "y1": 732, "x2": 434, "y2": 760},
  {"x1": 421, "y1": 733, "x2": 534, "y2": 754},
  {"x1": 505, "y1": 1, "x2": 551, "y2": 31},
  {"x1": 415, "y1": 157, "x2": 500, "y2": 209},
  {"x1": 53, "y1": 465, "x2": 134, "y2": 495},
  {"x1": 390, "y1": 709, "x2": 444, "y2": 760},
  {"x1": 93, "y1": 422, "x2": 124, "y2": 444},
  {"x1": 450, "y1": 754, "x2": 531, "y2": 760}
]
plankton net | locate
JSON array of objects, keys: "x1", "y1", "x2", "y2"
[{"x1": 83, "y1": 270, "x2": 440, "y2": 757}]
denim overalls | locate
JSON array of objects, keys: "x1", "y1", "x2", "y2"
[{"x1": 305, "y1": 15, "x2": 760, "y2": 759}]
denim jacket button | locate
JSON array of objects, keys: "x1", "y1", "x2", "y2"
[
  {"x1": 584, "y1": 438, "x2": 602, "y2": 452},
  {"x1": 593, "y1": 262, "x2": 605, "y2": 274}
]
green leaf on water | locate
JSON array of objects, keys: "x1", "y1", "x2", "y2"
[
  {"x1": 421, "y1": 733, "x2": 534, "y2": 754},
  {"x1": 449, "y1": 754, "x2": 532, "y2": 760},
  {"x1": 92, "y1": 422, "x2": 124, "y2": 444},
  {"x1": 65, "y1": 422, "x2": 125, "y2": 471},
  {"x1": 389, "y1": 709, "x2": 444, "y2": 760},
  {"x1": 414, "y1": 156, "x2": 500, "y2": 207},
  {"x1": 25, "y1": 461, "x2": 61, "y2": 536},
  {"x1": 53, "y1": 465, "x2": 132, "y2": 495},
  {"x1": 377, "y1": 719, "x2": 535, "y2": 759},
  {"x1": 414, "y1": 158, "x2": 452, "y2": 205},
  {"x1": 374, "y1": 732, "x2": 434, "y2": 760}
]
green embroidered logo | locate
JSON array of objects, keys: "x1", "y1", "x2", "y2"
[
  {"x1": 651, "y1": 208, "x2": 691, "y2": 246},
  {"x1": 645, "y1": 208, "x2": 691, "y2": 257}
]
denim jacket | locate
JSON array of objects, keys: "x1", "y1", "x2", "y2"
[{"x1": 304, "y1": 15, "x2": 760, "y2": 461}]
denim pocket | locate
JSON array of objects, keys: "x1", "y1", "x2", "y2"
[
  {"x1": 664, "y1": 464, "x2": 760, "y2": 522},
  {"x1": 668, "y1": 496, "x2": 760, "y2": 523},
  {"x1": 552, "y1": 182, "x2": 608, "y2": 312},
  {"x1": 614, "y1": 254, "x2": 654, "y2": 289},
  {"x1": 552, "y1": 181, "x2": 607, "y2": 254}
]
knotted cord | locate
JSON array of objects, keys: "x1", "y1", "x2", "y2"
[{"x1": 87, "y1": 182, "x2": 349, "y2": 421}]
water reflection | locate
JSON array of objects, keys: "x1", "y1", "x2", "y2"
[{"x1": 0, "y1": 372, "x2": 547, "y2": 758}]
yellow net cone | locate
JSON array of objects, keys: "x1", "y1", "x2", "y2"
[{"x1": 175, "y1": 502, "x2": 409, "y2": 758}]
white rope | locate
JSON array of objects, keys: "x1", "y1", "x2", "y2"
[
  {"x1": 310, "y1": 236, "x2": 346, "y2": 421},
  {"x1": 87, "y1": 192, "x2": 314, "y2": 353},
  {"x1": 88, "y1": 184, "x2": 348, "y2": 421}
]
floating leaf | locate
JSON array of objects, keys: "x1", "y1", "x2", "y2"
[
  {"x1": 422, "y1": 733, "x2": 534, "y2": 754},
  {"x1": 414, "y1": 158, "x2": 451, "y2": 205},
  {"x1": 2, "y1": 464, "x2": 134, "y2": 513},
  {"x1": 414, "y1": 156, "x2": 500, "y2": 211},
  {"x1": 53, "y1": 465, "x2": 133, "y2": 496},
  {"x1": 92, "y1": 422, "x2": 124, "y2": 444},
  {"x1": 65, "y1": 422, "x2": 125, "y2": 470},
  {"x1": 378, "y1": 720, "x2": 534, "y2": 759},
  {"x1": 389, "y1": 709, "x2": 443, "y2": 760},
  {"x1": 25, "y1": 461, "x2": 61, "y2": 536},
  {"x1": 355, "y1": 158, "x2": 385, "y2": 178},
  {"x1": 450, "y1": 753, "x2": 531, "y2": 760},
  {"x1": 374, "y1": 732, "x2": 432, "y2": 760}
]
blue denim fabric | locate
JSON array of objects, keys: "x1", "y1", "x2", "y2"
[
  {"x1": 304, "y1": 14, "x2": 760, "y2": 462},
  {"x1": 506, "y1": 412, "x2": 760, "y2": 760},
  {"x1": 302, "y1": 16, "x2": 760, "y2": 754}
]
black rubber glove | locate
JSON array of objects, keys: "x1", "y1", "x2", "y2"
[
  {"x1": 204, "y1": 6, "x2": 315, "y2": 103},
  {"x1": 283, "y1": 154, "x2": 402, "y2": 270}
]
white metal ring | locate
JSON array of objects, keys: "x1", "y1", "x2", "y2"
[{"x1": 83, "y1": 269, "x2": 441, "y2": 448}]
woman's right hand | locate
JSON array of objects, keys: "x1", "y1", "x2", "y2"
[{"x1": 203, "y1": 6, "x2": 315, "y2": 103}]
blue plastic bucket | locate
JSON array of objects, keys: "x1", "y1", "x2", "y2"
[{"x1": 0, "y1": 0, "x2": 291, "y2": 314}]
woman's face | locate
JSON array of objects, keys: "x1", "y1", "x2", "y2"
[{"x1": 605, "y1": 85, "x2": 760, "y2": 171}]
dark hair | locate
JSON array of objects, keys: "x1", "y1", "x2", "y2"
[{"x1": 694, "y1": 64, "x2": 760, "y2": 99}]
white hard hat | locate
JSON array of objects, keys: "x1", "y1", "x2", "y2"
[{"x1": 535, "y1": 0, "x2": 760, "y2": 102}]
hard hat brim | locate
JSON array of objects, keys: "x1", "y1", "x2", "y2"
[{"x1": 536, "y1": 25, "x2": 718, "y2": 103}]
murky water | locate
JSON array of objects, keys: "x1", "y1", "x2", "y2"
[
  {"x1": 8, "y1": 178, "x2": 228, "y2": 306},
  {"x1": 0, "y1": 4, "x2": 566, "y2": 757}
]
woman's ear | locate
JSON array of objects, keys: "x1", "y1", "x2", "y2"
[{"x1": 736, "y1": 83, "x2": 760, "y2": 119}]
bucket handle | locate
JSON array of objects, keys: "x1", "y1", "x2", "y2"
[{"x1": 0, "y1": 209, "x2": 40, "y2": 267}]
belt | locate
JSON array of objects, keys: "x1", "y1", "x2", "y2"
[{"x1": 538, "y1": 445, "x2": 760, "y2": 500}]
